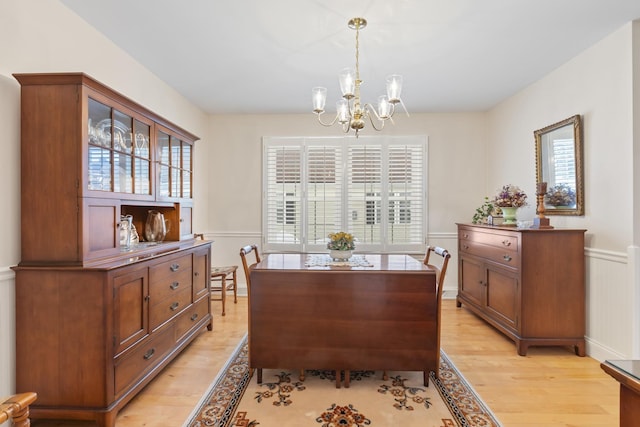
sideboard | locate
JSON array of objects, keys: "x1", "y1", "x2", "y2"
[
  {"x1": 456, "y1": 223, "x2": 586, "y2": 356},
  {"x1": 11, "y1": 73, "x2": 212, "y2": 426}
]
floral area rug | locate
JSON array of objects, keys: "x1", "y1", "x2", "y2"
[{"x1": 184, "y1": 334, "x2": 501, "y2": 427}]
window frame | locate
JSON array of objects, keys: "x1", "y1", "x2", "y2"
[{"x1": 262, "y1": 135, "x2": 428, "y2": 254}]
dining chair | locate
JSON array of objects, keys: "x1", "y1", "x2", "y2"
[
  {"x1": 0, "y1": 392, "x2": 37, "y2": 427},
  {"x1": 382, "y1": 246, "x2": 451, "y2": 386},
  {"x1": 240, "y1": 244, "x2": 263, "y2": 381},
  {"x1": 195, "y1": 234, "x2": 238, "y2": 316},
  {"x1": 424, "y1": 246, "x2": 451, "y2": 383},
  {"x1": 240, "y1": 245, "x2": 306, "y2": 384}
]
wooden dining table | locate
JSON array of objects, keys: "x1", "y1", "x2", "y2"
[{"x1": 248, "y1": 253, "x2": 437, "y2": 387}]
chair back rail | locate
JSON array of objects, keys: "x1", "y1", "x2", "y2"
[
  {"x1": 0, "y1": 392, "x2": 37, "y2": 426},
  {"x1": 423, "y1": 245, "x2": 451, "y2": 380}
]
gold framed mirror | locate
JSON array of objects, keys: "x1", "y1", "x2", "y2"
[{"x1": 534, "y1": 115, "x2": 584, "y2": 216}]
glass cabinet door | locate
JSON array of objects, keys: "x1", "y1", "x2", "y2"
[
  {"x1": 88, "y1": 98, "x2": 112, "y2": 191},
  {"x1": 87, "y1": 98, "x2": 151, "y2": 195},
  {"x1": 157, "y1": 130, "x2": 193, "y2": 199}
]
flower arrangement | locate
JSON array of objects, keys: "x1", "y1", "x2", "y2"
[
  {"x1": 492, "y1": 184, "x2": 528, "y2": 208},
  {"x1": 327, "y1": 232, "x2": 355, "y2": 251},
  {"x1": 545, "y1": 183, "x2": 576, "y2": 207}
]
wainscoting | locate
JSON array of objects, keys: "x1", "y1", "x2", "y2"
[
  {"x1": 585, "y1": 246, "x2": 637, "y2": 360},
  {"x1": 207, "y1": 231, "x2": 638, "y2": 361},
  {"x1": 0, "y1": 267, "x2": 16, "y2": 400}
]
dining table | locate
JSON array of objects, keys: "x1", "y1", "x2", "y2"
[{"x1": 248, "y1": 253, "x2": 438, "y2": 387}]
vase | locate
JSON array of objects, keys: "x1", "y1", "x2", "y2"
[
  {"x1": 500, "y1": 207, "x2": 518, "y2": 226},
  {"x1": 330, "y1": 249, "x2": 353, "y2": 261}
]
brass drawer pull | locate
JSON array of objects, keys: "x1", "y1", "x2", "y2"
[
  {"x1": 170, "y1": 282, "x2": 180, "y2": 290},
  {"x1": 143, "y1": 348, "x2": 156, "y2": 360},
  {"x1": 170, "y1": 263, "x2": 180, "y2": 272},
  {"x1": 170, "y1": 302, "x2": 180, "y2": 311},
  {"x1": 502, "y1": 240, "x2": 512, "y2": 246},
  {"x1": 503, "y1": 255, "x2": 512, "y2": 262},
  {"x1": 190, "y1": 313, "x2": 199, "y2": 321}
]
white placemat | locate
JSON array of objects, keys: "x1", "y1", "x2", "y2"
[{"x1": 305, "y1": 253, "x2": 373, "y2": 267}]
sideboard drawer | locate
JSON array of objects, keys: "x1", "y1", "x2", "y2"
[
  {"x1": 114, "y1": 325, "x2": 174, "y2": 397},
  {"x1": 175, "y1": 297, "x2": 209, "y2": 342},
  {"x1": 150, "y1": 254, "x2": 192, "y2": 282},
  {"x1": 459, "y1": 228, "x2": 519, "y2": 252},
  {"x1": 460, "y1": 240, "x2": 520, "y2": 269},
  {"x1": 149, "y1": 286, "x2": 192, "y2": 331},
  {"x1": 149, "y1": 268, "x2": 193, "y2": 303}
]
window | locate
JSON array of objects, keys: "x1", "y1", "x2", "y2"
[{"x1": 263, "y1": 136, "x2": 427, "y2": 253}]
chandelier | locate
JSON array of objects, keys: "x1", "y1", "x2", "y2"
[{"x1": 312, "y1": 17, "x2": 407, "y2": 137}]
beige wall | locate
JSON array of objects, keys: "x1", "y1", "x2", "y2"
[
  {"x1": 487, "y1": 22, "x2": 639, "y2": 360},
  {"x1": 0, "y1": 0, "x2": 210, "y2": 400},
  {"x1": 0, "y1": 0, "x2": 638, "y2": 402}
]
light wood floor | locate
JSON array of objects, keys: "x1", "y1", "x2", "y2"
[{"x1": 35, "y1": 297, "x2": 620, "y2": 426}]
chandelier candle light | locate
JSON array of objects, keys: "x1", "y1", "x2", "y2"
[{"x1": 312, "y1": 17, "x2": 408, "y2": 137}]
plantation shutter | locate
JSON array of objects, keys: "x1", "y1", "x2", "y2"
[
  {"x1": 263, "y1": 136, "x2": 426, "y2": 253},
  {"x1": 306, "y1": 143, "x2": 343, "y2": 250},
  {"x1": 347, "y1": 145, "x2": 383, "y2": 247},
  {"x1": 387, "y1": 144, "x2": 425, "y2": 245},
  {"x1": 264, "y1": 143, "x2": 302, "y2": 249}
]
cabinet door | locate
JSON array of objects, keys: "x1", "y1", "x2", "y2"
[
  {"x1": 82, "y1": 198, "x2": 120, "y2": 261},
  {"x1": 485, "y1": 264, "x2": 519, "y2": 330},
  {"x1": 459, "y1": 254, "x2": 485, "y2": 307},
  {"x1": 113, "y1": 267, "x2": 149, "y2": 356},
  {"x1": 87, "y1": 97, "x2": 153, "y2": 197},
  {"x1": 192, "y1": 247, "x2": 210, "y2": 301},
  {"x1": 156, "y1": 128, "x2": 193, "y2": 201},
  {"x1": 180, "y1": 205, "x2": 193, "y2": 239}
]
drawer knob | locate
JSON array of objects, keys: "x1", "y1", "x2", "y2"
[
  {"x1": 502, "y1": 240, "x2": 511, "y2": 247},
  {"x1": 503, "y1": 254, "x2": 512, "y2": 262},
  {"x1": 170, "y1": 282, "x2": 180, "y2": 290},
  {"x1": 170, "y1": 302, "x2": 180, "y2": 311},
  {"x1": 190, "y1": 313, "x2": 199, "y2": 321},
  {"x1": 143, "y1": 348, "x2": 156, "y2": 360},
  {"x1": 170, "y1": 263, "x2": 180, "y2": 272},
  {"x1": 462, "y1": 244, "x2": 469, "y2": 250},
  {"x1": 194, "y1": 272, "x2": 200, "y2": 277}
]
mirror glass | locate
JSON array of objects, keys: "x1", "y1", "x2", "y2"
[{"x1": 534, "y1": 115, "x2": 584, "y2": 215}]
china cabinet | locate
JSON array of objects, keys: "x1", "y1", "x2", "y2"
[
  {"x1": 12, "y1": 73, "x2": 211, "y2": 427},
  {"x1": 456, "y1": 223, "x2": 586, "y2": 356}
]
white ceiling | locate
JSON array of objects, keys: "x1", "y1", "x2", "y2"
[{"x1": 60, "y1": 0, "x2": 640, "y2": 115}]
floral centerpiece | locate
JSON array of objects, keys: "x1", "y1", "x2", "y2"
[
  {"x1": 492, "y1": 184, "x2": 528, "y2": 207},
  {"x1": 327, "y1": 232, "x2": 355, "y2": 251},
  {"x1": 545, "y1": 183, "x2": 576, "y2": 207},
  {"x1": 327, "y1": 231, "x2": 355, "y2": 260}
]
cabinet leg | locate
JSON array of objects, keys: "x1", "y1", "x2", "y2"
[
  {"x1": 516, "y1": 340, "x2": 528, "y2": 356},
  {"x1": 575, "y1": 341, "x2": 586, "y2": 357},
  {"x1": 455, "y1": 297, "x2": 462, "y2": 308}
]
